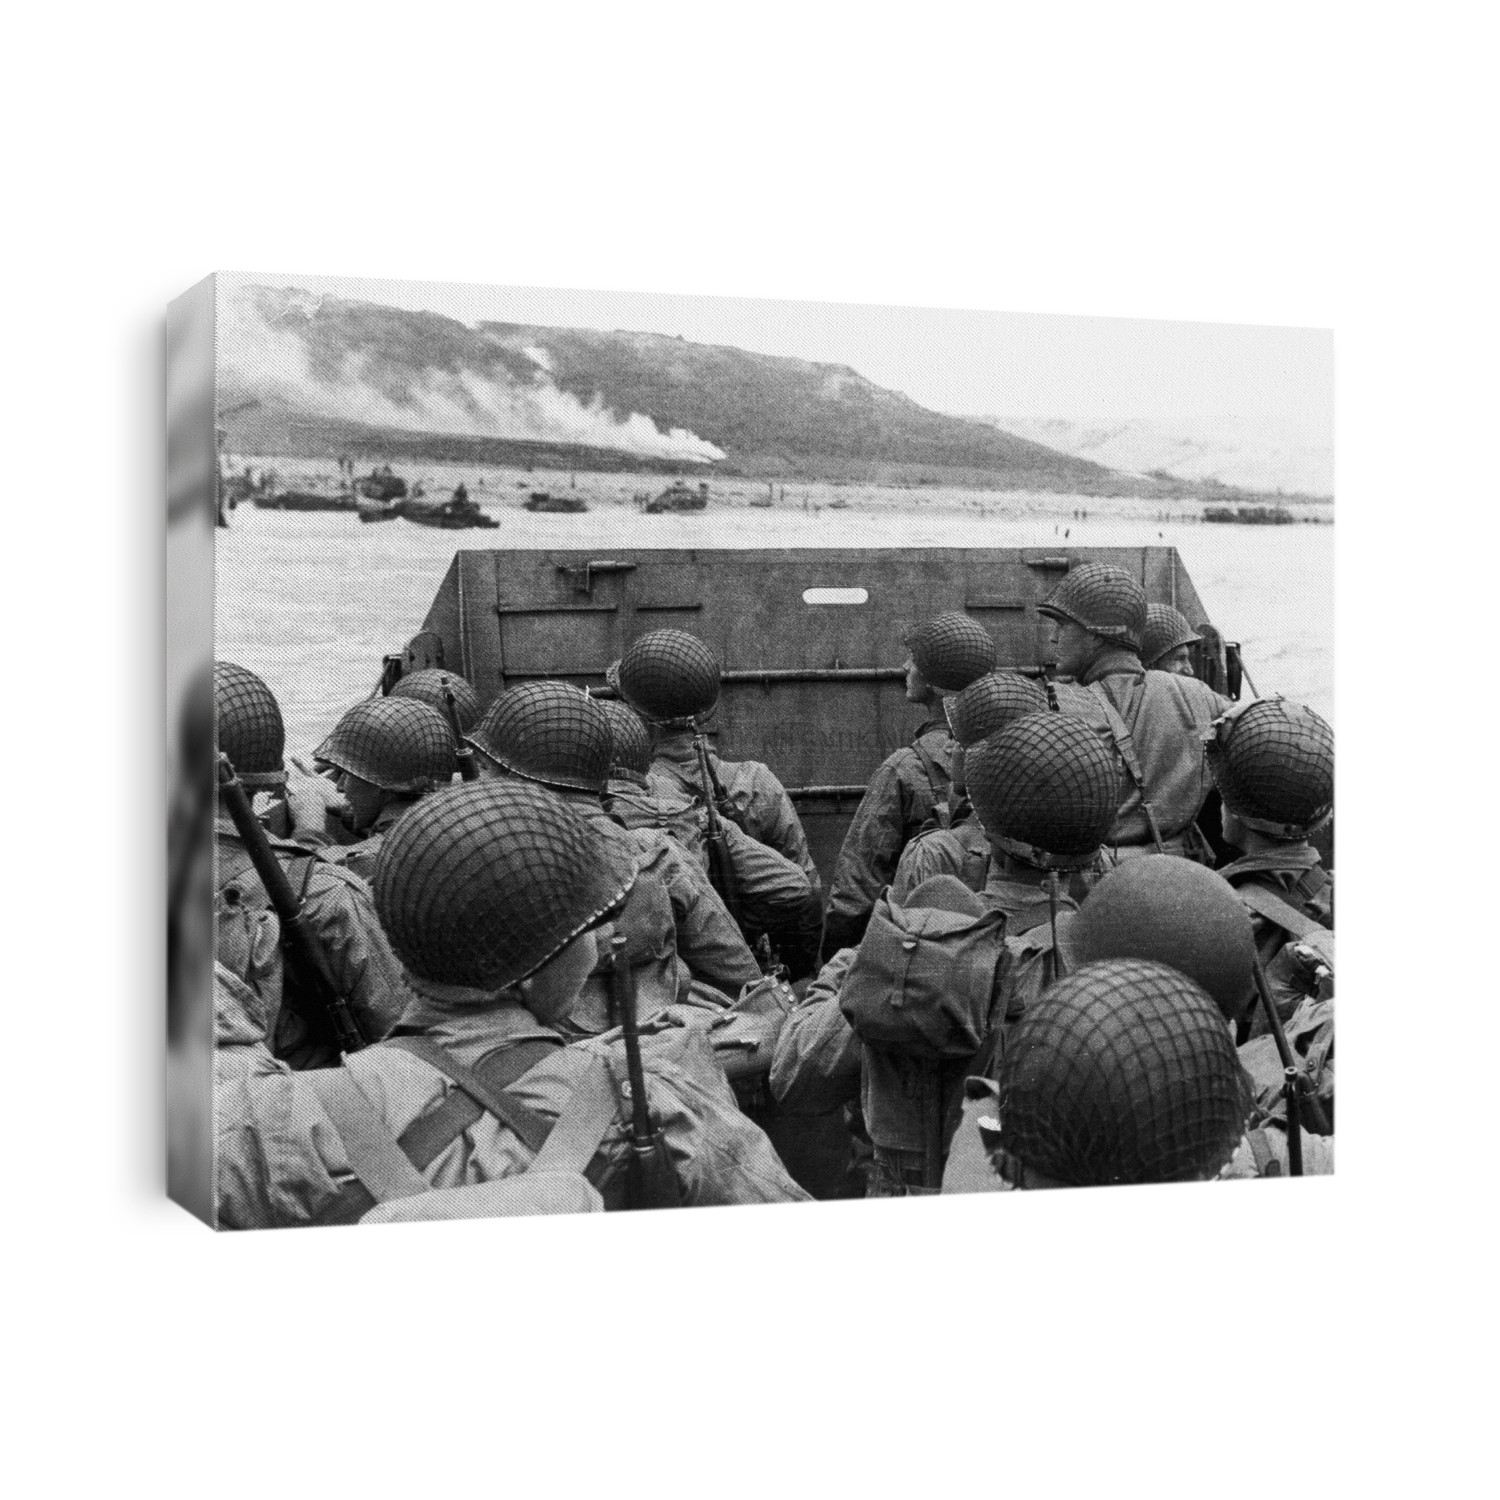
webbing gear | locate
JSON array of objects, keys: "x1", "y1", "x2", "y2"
[
  {"x1": 910, "y1": 733, "x2": 953, "y2": 829},
  {"x1": 308, "y1": 1066, "x2": 432, "y2": 1205},
  {"x1": 1237, "y1": 884, "x2": 1327, "y2": 943},
  {"x1": 1092, "y1": 694, "x2": 1167, "y2": 852}
]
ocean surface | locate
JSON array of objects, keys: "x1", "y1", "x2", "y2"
[{"x1": 215, "y1": 462, "x2": 1334, "y2": 758}]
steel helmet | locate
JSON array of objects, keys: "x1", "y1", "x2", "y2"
[
  {"x1": 388, "y1": 669, "x2": 482, "y2": 737},
  {"x1": 1204, "y1": 696, "x2": 1334, "y2": 839},
  {"x1": 1141, "y1": 604, "x2": 1202, "y2": 669},
  {"x1": 213, "y1": 661, "x2": 286, "y2": 788},
  {"x1": 997, "y1": 958, "x2": 1248, "y2": 1186},
  {"x1": 372, "y1": 780, "x2": 637, "y2": 990},
  {"x1": 314, "y1": 697, "x2": 456, "y2": 795},
  {"x1": 965, "y1": 711, "x2": 1121, "y2": 870},
  {"x1": 1062, "y1": 855, "x2": 1257, "y2": 1022},
  {"x1": 945, "y1": 671, "x2": 1049, "y2": 747},
  {"x1": 468, "y1": 681, "x2": 612, "y2": 794},
  {"x1": 903, "y1": 612, "x2": 997, "y2": 692},
  {"x1": 1037, "y1": 563, "x2": 1148, "y2": 654},
  {"x1": 599, "y1": 699, "x2": 653, "y2": 777},
  {"x1": 615, "y1": 630, "x2": 722, "y2": 722}
]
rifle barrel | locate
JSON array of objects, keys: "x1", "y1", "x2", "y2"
[{"x1": 1251, "y1": 952, "x2": 1329, "y2": 1136}]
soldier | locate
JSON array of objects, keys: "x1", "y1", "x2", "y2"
[
  {"x1": 955, "y1": 959, "x2": 1250, "y2": 1190},
  {"x1": 1206, "y1": 696, "x2": 1334, "y2": 1020},
  {"x1": 215, "y1": 780, "x2": 810, "y2": 1227},
  {"x1": 309, "y1": 696, "x2": 456, "y2": 881},
  {"x1": 468, "y1": 680, "x2": 763, "y2": 1033},
  {"x1": 890, "y1": 670, "x2": 1049, "y2": 899},
  {"x1": 824, "y1": 611, "x2": 997, "y2": 953},
  {"x1": 1040, "y1": 562, "x2": 1229, "y2": 868},
  {"x1": 213, "y1": 661, "x2": 412, "y2": 1070},
  {"x1": 1141, "y1": 602, "x2": 1201, "y2": 675},
  {"x1": 611, "y1": 629, "x2": 824, "y2": 977},
  {"x1": 772, "y1": 711, "x2": 1120, "y2": 1196}
]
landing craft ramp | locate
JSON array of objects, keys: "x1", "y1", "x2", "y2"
[{"x1": 417, "y1": 546, "x2": 1223, "y2": 884}]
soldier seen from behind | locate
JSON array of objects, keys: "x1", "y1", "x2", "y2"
[
  {"x1": 311, "y1": 696, "x2": 456, "y2": 882},
  {"x1": 1041, "y1": 563, "x2": 1229, "y2": 869},
  {"x1": 213, "y1": 661, "x2": 412, "y2": 1071},
  {"x1": 467, "y1": 680, "x2": 763, "y2": 1034},
  {"x1": 824, "y1": 611, "x2": 997, "y2": 955},
  {"x1": 610, "y1": 629, "x2": 824, "y2": 978},
  {"x1": 772, "y1": 709, "x2": 1120, "y2": 1196},
  {"x1": 214, "y1": 780, "x2": 810, "y2": 1227},
  {"x1": 890, "y1": 670, "x2": 1049, "y2": 900}
]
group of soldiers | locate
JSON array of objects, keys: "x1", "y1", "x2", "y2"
[{"x1": 209, "y1": 561, "x2": 1334, "y2": 1227}]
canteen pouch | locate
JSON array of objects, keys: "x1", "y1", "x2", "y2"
[{"x1": 839, "y1": 892, "x2": 1005, "y2": 1061}]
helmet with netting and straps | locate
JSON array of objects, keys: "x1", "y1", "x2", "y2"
[
  {"x1": 468, "y1": 681, "x2": 612, "y2": 794},
  {"x1": 373, "y1": 780, "x2": 637, "y2": 991},
  {"x1": 996, "y1": 958, "x2": 1248, "y2": 1187},
  {"x1": 965, "y1": 711, "x2": 1121, "y2": 870},
  {"x1": 614, "y1": 630, "x2": 721, "y2": 723},
  {"x1": 903, "y1": 612, "x2": 997, "y2": 692},
  {"x1": 388, "y1": 669, "x2": 482, "y2": 737},
  {"x1": 1141, "y1": 604, "x2": 1202, "y2": 669},
  {"x1": 945, "y1": 671, "x2": 1049, "y2": 747},
  {"x1": 214, "y1": 661, "x2": 286, "y2": 788},
  {"x1": 1061, "y1": 854, "x2": 1257, "y2": 1022},
  {"x1": 1037, "y1": 563, "x2": 1148, "y2": 653},
  {"x1": 599, "y1": 699, "x2": 652, "y2": 778},
  {"x1": 1204, "y1": 695, "x2": 1334, "y2": 839},
  {"x1": 314, "y1": 697, "x2": 456, "y2": 795}
]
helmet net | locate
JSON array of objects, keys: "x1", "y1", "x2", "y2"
[
  {"x1": 947, "y1": 671, "x2": 1048, "y2": 747},
  {"x1": 469, "y1": 682, "x2": 612, "y2": 793},
  {"x1": 905, "y1": 612, "x2": 997, "y2": 692},
  {"x1": 965, "y1": 711, "x2": 1120, "y2": 866},
  {"x1": 617, "y1": 630, "x2": 721, "y2": 721},
  {"x1": 315, "y1": 697, "x2": 456, "y2": 793},
  {"x1": 389, "y1": 669, "x2": 482, "y2": 736},
  {"x1": 213, "y1": 661, "x2": 285, "y2": 783},
  {"x1": 1038, "y1": 563, "x2": 1148, "y2": 651},
  {"x1": 998, "y1": 958, "x2": 1247, "y2": 1185},
  {"x1": 1141, "y1": 604, "x2": 1201, "y2": 666},
  {"x1": 373, "y1": 780, "x2": 636, "y2": 989},
  {"x1": 600, "y1": 699, "x2": 653, "y2": 776},
  {"x1": 1208, "y1": 697, "x2": 1334, "y2": 836}
]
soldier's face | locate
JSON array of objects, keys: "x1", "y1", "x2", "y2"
[
  {"x1": 522, "y1": 930, "x2": 600, "y2": 1026},
  {"x1": 1156, "y1": 645, "x2": 1195, "y2": 676},
  {"x1": 1049, "y1": 620, "x2": 1094, "y2": 677},
  {"x1": 904, "y1": 656, "x2": 933, "y2": 703},
  {"x1": 336, "y1": 770, "x2": 387, "y2": 832}
]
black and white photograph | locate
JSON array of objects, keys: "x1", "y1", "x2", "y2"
[{"x1": 174, "y1": 272, "x2": 1335, "y2": 1226}]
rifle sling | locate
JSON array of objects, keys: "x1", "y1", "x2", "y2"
[
  {"x1": 910, "y1": 736, "x2": 952, "y2": 828},
  {"x1": 1093, "y1": 694, "x2": 1167, "y2": 852},
  {"x1": 1237, "y1": 884, "x2": 1326, "y2": 942}
]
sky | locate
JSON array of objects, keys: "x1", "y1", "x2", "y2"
[{"x1": 228, "y1": 270, "x2": 1332, "y2": 444}]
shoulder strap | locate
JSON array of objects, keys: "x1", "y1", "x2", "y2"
[
  {"x1": 528, "y1": 1055, "x2": 623, "y2": 1176},
  {"x1": 1238, "y1": 884, "x2": 1325, "y2": 942},
  {"x1": 307, "y1": 1065, "x2": 433, "y2": 1204},
  {"x1": 1092, "y1": 692, "x2": 1166, "y2": 851},
  {"x1": 1292, "y1": 865, "x2": 1330, "y2": 903},
  {"x1": 383, "y1": 1035, "x2": 555, "y2": 1155}
]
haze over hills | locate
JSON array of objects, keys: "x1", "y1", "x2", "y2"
[{"x1": 218, "y1": 284, "x2": 1322, "y2": 501}]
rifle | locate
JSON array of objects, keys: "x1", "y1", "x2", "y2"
[
  {"x1": 694, "y1": 731, "x2": 745, "y2": 929},
  {"x1": 216, "y1": 753, "x2": 369, "y2": 1056},
  {"x1": 1251, "y1": 951, "x2": 1330, "y2": 1137},
  {"x1": 1283, "y1": 1066, "x2": 1304, "y2": 1177},
  {"x1": 609, "y1": 932, "x2": 681, "y2": 1209},
  {"x1": 442, "y1": 683, "x2": 479, "y2": 782}
]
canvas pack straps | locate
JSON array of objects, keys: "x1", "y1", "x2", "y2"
[
  {"x1": 910, "y1": 735, "x2": 953, "y2": 830},
  {"x1": 1092, "y1": 693, "x2": 1167, "y2": 852},
  {"x1": 1237, "y1": 883, "x2": 1326, "y2": 943},
  {"x1": 309, "y1": 1038, "x2": 621, "y2": 1226}
]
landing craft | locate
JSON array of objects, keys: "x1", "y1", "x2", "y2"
[
  {"x1": 643, "y1": 480, "x2": 710, "y2": 514},
  {"x1": 387, "y1": 544, "x2": 1284, "y2": 877}
]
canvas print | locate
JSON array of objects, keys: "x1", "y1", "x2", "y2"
[{"x1": 167, "y1": 273, "x2": 1334, "y2": 1228}]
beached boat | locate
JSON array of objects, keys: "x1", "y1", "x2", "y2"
[
  {"x1": 356, "y1": 497, "x2": 402, "y2": 523},
  {"x1": 523, "y1": 492, "x2": 589, "y2": 513},
  {"x1": 253, "y1": 487, "x2": 358, "y2": 512},
  {"x1": 643, "y1": 480, "x2": 709, "y2": 513},
  {"x1": 355, "y1": 470, "x2": 409, "y2": 502},
  {"x1": 399, "y1": 495, "x2": 499, "y2": 529}
]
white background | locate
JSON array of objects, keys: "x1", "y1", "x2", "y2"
[{"x1": 3, "y1": 4, "x2": 1493, "y2": 1495}]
